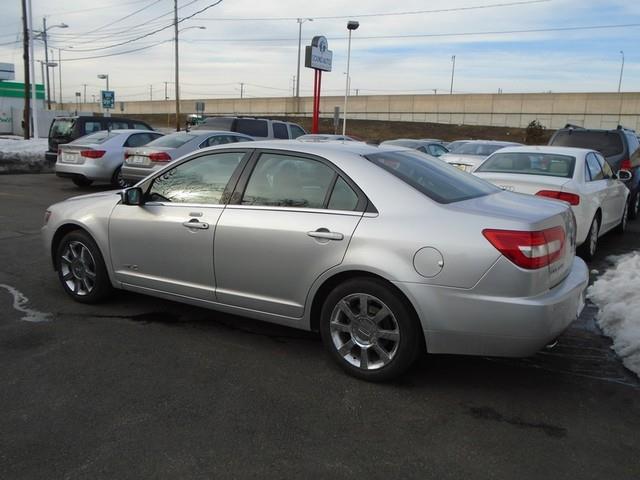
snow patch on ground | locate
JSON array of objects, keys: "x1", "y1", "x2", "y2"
[
  {"x1": 587, "y1": 252, "x2": 640, "y2": 377},
  {"x1": 0, "y1": 284, "x2": 51, "y2": 323},
  {"x1": 0, "y1": 137, "x2": 50, "y2": 173}
]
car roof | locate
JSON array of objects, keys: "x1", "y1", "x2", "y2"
[
  {"x1": 168, "y1": 130, "x2": 250, "y2": 136},
  {"x1": 462, "y1": 140, "x2": 521, "y2": 146},
  {"x1": 489, "y1": 145, "x2": 593, "y2": 156},
  {"x1": 102, "y1": 129, "x2": 160, "y2": 134},
  {"x1": 202, "y1": 139, "x2": 398, "y2": 156}
]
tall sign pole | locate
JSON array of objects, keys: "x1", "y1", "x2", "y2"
[
  {"x1": 27, "y1": 0, "x2": 38, "y2": 138},
  {"x1": 174, "y1": 0, "x2": 181, "y2": 131},
  {"x1": 305, "y1": 36, "x2": 332, "y2": 134},
  {"x1": 21, "y1": 0, "x2": 30, "y2": 139}
]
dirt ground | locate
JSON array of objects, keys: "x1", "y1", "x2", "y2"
[{"x1": 115, "y1": 113, "x2": 554, "y2": 145}]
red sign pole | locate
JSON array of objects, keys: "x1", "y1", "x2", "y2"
[{"x1": 312, "y1": 69, "x2": 319, "y2": 133}]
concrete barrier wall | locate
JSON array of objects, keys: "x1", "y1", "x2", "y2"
[{"x1": 61, "y1": 92, "x2": 640, "y2": 131}]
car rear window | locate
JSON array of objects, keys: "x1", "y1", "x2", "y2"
[
  {"x1": 146, "y1": 133, "x2": 197, "y2": 148},
  {"x1": 70, "y1": 130, "x2": 114, "y2": 145},
  {"x1": 550, "y1": 130, "x2": 624, "y2": 158},
  {"x1": 200, "y1": 117, "x2": 234, "y2": 130},
  {"x1": 366, "y1": 150, "x2": 498, "y2": 204},
  {"x1": 50, "y1": 118, "x2": 75, "y2": 137},
  {"x1": 236, "y1": 119, "x2": 268, "y2": 137},
  {"x1": 455, "y1": 143, "x2": 510, "y2": 156},
  {"x1": 477, "y1": 152, "x2": 576, "y2": 178}
]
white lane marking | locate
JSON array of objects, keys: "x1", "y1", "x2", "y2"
[{"x1": 0, "y1": 284, "x2": 51, "y2": 323}]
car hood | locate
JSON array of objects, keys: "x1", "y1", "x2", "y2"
[{"x1": 65, "y1": 189, "x2": 123, "y2": 203}]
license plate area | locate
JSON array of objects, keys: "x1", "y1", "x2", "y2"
[
  {"x1": 128, "y1": 155, "x2": 149, "y2": 166},
  {"x1": 61, "y1": 152, "x2": 80, "y2": 163}
]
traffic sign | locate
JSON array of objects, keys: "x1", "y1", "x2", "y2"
[{"x1": 101, "y1": 90, "x2": 115, "y2": 109}]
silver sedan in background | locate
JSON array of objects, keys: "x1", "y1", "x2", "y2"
[
  {"x1": 55, "y1": 129, "x2": 164, "y2": 187},
  {"x1": 122, "y1": 130, "x2": 253, "y2": 183},
  {"x1": 441, "y1": 140, "x2": 523, "y2": 171},
  {"x1": 43, "y1": 141, "x2": 588, "y2": 381}
]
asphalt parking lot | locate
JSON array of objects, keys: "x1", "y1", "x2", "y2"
[{"x1": 1, "y1": 174, "x2": 639, "y2": 479}]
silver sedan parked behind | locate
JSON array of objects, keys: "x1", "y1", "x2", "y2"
[
  {"x1": 43, "y1": 141, "x2": 588, "y2": 381},
  {"x1": 55, "y1": 129, "x2": 164, "y2": 188},
  {"x1": 122, "y1": 130, "x2": 253, "y2": 183}
]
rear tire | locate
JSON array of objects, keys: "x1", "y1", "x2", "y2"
[
  {"x1": 577, "y1": 216, "x2": 599, "y2": 261},
  {"x1": 72, "y1": 177, "x2": 93, "y2": 187},
  {"x1": 56, "y1": 230, "x2": 113, "y2": 304},
  {"x1": 320, "y1": 277, "x2": 422, "y2": 382},
  {"x1": 111, "y1": 166, "x2": 128, "y2": 188}
]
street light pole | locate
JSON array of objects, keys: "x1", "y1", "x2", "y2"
[
  {"x1": 618, "y1": 50, "x2": 625, "y2": 93},
  {"x1": 42, "y1": 17, "x2": 51, "y2": 109},
  {"x1": 295, "y1": 18, "x2": 312, "y2": 98},
  {"x1": 174, "y1": 0, "x2": 180, "y2": 131},
  {"x1": 450, "y1": 55, "x2": 456, "y2": 95},
  {"x1": 342, "y1": 20, "x2": 359, "y2": 137},
  {"x1": 58, "y1": 48, "x2": 62, "y2": 105},
  {"x1": 27, "y1": 0, "x2": 38, "y2": 138}
]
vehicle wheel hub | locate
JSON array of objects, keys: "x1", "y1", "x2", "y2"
[{"x1": 351, "y1": 316, "x2": 378, "y2": 346}]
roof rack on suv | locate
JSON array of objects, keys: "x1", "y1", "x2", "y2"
[
  {"x1": 617, "y1": 125, "x2": 637, "y2": 133},
  {"x1": 563, "y1": 123, "x2": 585, "y2": 129}
]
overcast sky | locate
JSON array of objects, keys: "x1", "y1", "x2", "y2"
[{"x1": 0, "y1": 0, "x2": 638, "y2": 103}]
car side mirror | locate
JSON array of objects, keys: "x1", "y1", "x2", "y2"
[
  {"x1": 122, "y1": 187, "x2": 144, "y2": 206},
  {"x1": 617, "y1": 169, "x2": 633, "y2": 182}
]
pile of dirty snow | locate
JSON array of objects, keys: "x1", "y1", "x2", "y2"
[
  {"x1": 587, "y1": 252, "x2": 640, "y2": 377},
  {"x1": 0, "y1": 137, "x2": 50, "y2": 173}
]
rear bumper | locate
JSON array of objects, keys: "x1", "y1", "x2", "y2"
[
  {"x1": 121, "y1": 164, "x2": 158, "y2": 182},
  {"x1": 55, "y1": 159, "x2": 114, "y2": 181},
  {"x1": 398, "y1": 257, "x2": 588, "y2": 357}
]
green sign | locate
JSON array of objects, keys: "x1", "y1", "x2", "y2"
[
  {"x1": 0, "y1": 81, "x2": 44, "y2": 99},
  {"x1": 101, "y1": 90, "x2": 115, "y2": 109}
]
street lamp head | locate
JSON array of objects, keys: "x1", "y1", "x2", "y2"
[
  {"x1": 58, "y1": 23, "x2": 69, "y2": 29},
  {"x1": 97, "y1": 74, "x2": 108, "y2": 79},
  {"x1": 347, "y1": 20, "x2": 359, "y2": 30}
]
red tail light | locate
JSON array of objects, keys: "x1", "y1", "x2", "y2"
[
  {"x1": 124, "y1": 152, "x2": 132, "y2": 159},
  {"x1": 621, "y1": 158, "x2": 632, "y2": 170},
  {"x1": 483, "y1": 226, "x2": 566, "y2": 270},
  {"x1": 536, "y1": 190, "x2": 580, "y2": 205},
  {"x1": 148, "y1": 152, "x2": 171, "y2": 162},
  {"x1": 80, "y1": 150, "x2": 106, "y2": 159}
]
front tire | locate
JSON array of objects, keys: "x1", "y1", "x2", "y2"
[
  {"x1": 577, "y1": 216, "x2": 599, "y2": 261},
  {"x1": 320, "y1": 278, "x2": 422, "y2": 381},
  {"x1": 628, "y1": 192, "x2": 639, "y2": 220},
  {"x1": 56, "y1": 230, "x2": 113, "y2": 303},
  {"x1": 111, "y1": 166, "x2": 129, "y2": 188},
  {"x1": 616, "y1": 201, "x2": 628, "y2": 234}
]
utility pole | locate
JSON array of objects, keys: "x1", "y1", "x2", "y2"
[
  {"x1": 291, "y1": 75, "x2": 295, "y2": 97},
  {"x1": 450, "y1": 55, "x2": 456, "y2": 95},
  {"x1": 164, "y1": 81, "x2": 169, "y2": 100},
  {"x1": 21, "y1": 0, "x2": 30, "y2": 139},
  {"x1": 355, "y1": 88, "x2": 359, "y2": 96},
  {"x1": 150, "y1": 84, "x2": 153, "y2": 101},
  {"x1": 42, "y1": 17, "x2": 52, "y2": 109},
  {"x1": 174, "y1": 0, "x2": 180, "y2": 131},
  {"x1": 27, "y1": 0, "x2": 38, "y2": 138},
  {"x1": 58, "y1": 49, "x2": 62, "y2": 105},
  {"x1": 618, "y1": 51, "x2": 625, "y2": 93},
  {"x1": 240, "y1": 82, "x2": 244, "y2": 99},
  {"x1": 82, "y1": 83, "x2": 87, "y2": 104}
]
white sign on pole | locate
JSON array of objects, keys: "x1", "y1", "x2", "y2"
[{"x1": 305, "y1": 36, "x2": 333, "y2": 72}]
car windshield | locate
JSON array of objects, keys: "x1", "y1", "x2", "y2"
[
  {"x1": 50, "y1": 118, "x2": 75, "y2": 137},
  {"x1": 366, "y1": 150, "x2": 498, "y2": 204},
  {"x1": 70, "y1": 131, "x2": 114, "y2": 145},
  {"x1": 454, "y1": 143, "x2": 509, "y2": 156},
  {"x1": 477, "y1": 152, "x2": 576, "y2": 178},
  {"x1": 447, "y1": 141, "x2": 469, "y2": 152},
  {"x1": 550, "y1": 130, "x2": 624, "y2": 158},
  {"x1": 146, "y1": 133, "x2": 197, "y2": 148}
]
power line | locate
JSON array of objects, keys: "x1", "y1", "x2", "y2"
[
  {"x1": 60, "y1": 38, "x2": 172, "y2": 61},
  {"x1": 56, "y1": 0, "x2": 221, "y2": 52},
  {"x1": 181, "y1": 22, "x2": 640, "y2": 43},
  {"x1": 196, "y1": 0, "x2": 550, "y2": 21}
]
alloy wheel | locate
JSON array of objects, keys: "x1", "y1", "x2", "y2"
[
  {"x1": 59, "y1": 241, "x2": 97, "y2": 296},
  {"x1": 329, "y1": 293, "x2": 400, "y2": 370}
]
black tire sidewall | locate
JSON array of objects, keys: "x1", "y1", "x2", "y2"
[
  {"x1": 72, "y1": 177, "x2": 93, "y2": 187},
  {"x1": 320, "y1": 277, "x2": 422, "y2": 381},
  {"x1": 578, "y1": 216, "x2": 598, "y2": 260},
  {"x1": 56, "y1": 230, "x2": 112, "y2": 304}
]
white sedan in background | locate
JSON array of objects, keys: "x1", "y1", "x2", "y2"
[
  {"x1": 473, "y1": 146, "x2": 630, "y2": 259},
  {"x1": 56, "y1": 129, "x2": 164, "y2": 188}
]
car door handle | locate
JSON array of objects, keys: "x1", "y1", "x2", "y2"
[
  {"x1": 182, "y1": 219, "x2": 209, "y2": 230},
  {"x1": 307, "y1": 229, "x2": 344, "y2": 241}
]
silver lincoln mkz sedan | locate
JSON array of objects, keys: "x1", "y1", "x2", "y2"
[{"x1": 43, "y1": 141, "x2": 588, "y2": 381}]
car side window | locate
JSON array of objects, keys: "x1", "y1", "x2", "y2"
[
  {"x1": 147, "y1": 151, "x2": 246, "y2": 205},
  {"x1": 586, "y1": 153, "x2": 604, "y2": 181},
  {"x1": 273, "y1": 123, "x2": 289, "y2": 139},
  {"x1": 233, "y1": 136, "x2": 252, "y2": 143},
  {"x1": 328, "y1": 176, "x2": 359, "y2": 211},
  {"x1": 289, "y1": 125, "x2": 306, "y2": 139},
  {"x1": 595, "y1": 153, "x2": 614, "y2": 179},
  {"x1": 110, "y1": 121, "x2": 129, "y2": 130},
  {"x1": 201, "y1": 135, "x2": 233, "y2": 148},
  {"x1": 83, "y1": 121, "x2": 102, "y2": 134},
  {"x1": 133, "y1": 122, "x2": 150, "y2": 130},
  {"x1": 241, "y1": 153, "x2": 335, "y2": 209},
  {"x1": 236, "y1": 119, "x2": 268, "y2": 137}
]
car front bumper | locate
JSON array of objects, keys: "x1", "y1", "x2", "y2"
[{"x1": 397, "y1": 256, "x2": 589, "y2": 357}]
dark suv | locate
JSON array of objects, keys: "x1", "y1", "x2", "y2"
[
  {"x1": 46, "y1": 116, "x2": 153, "y2": 163},
  {"x1": 549, "y1": 124, "x2": 640, "y2": 218},
  {"x1": 194, "y1": 116, "x2": 306, "y2": 139}
]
